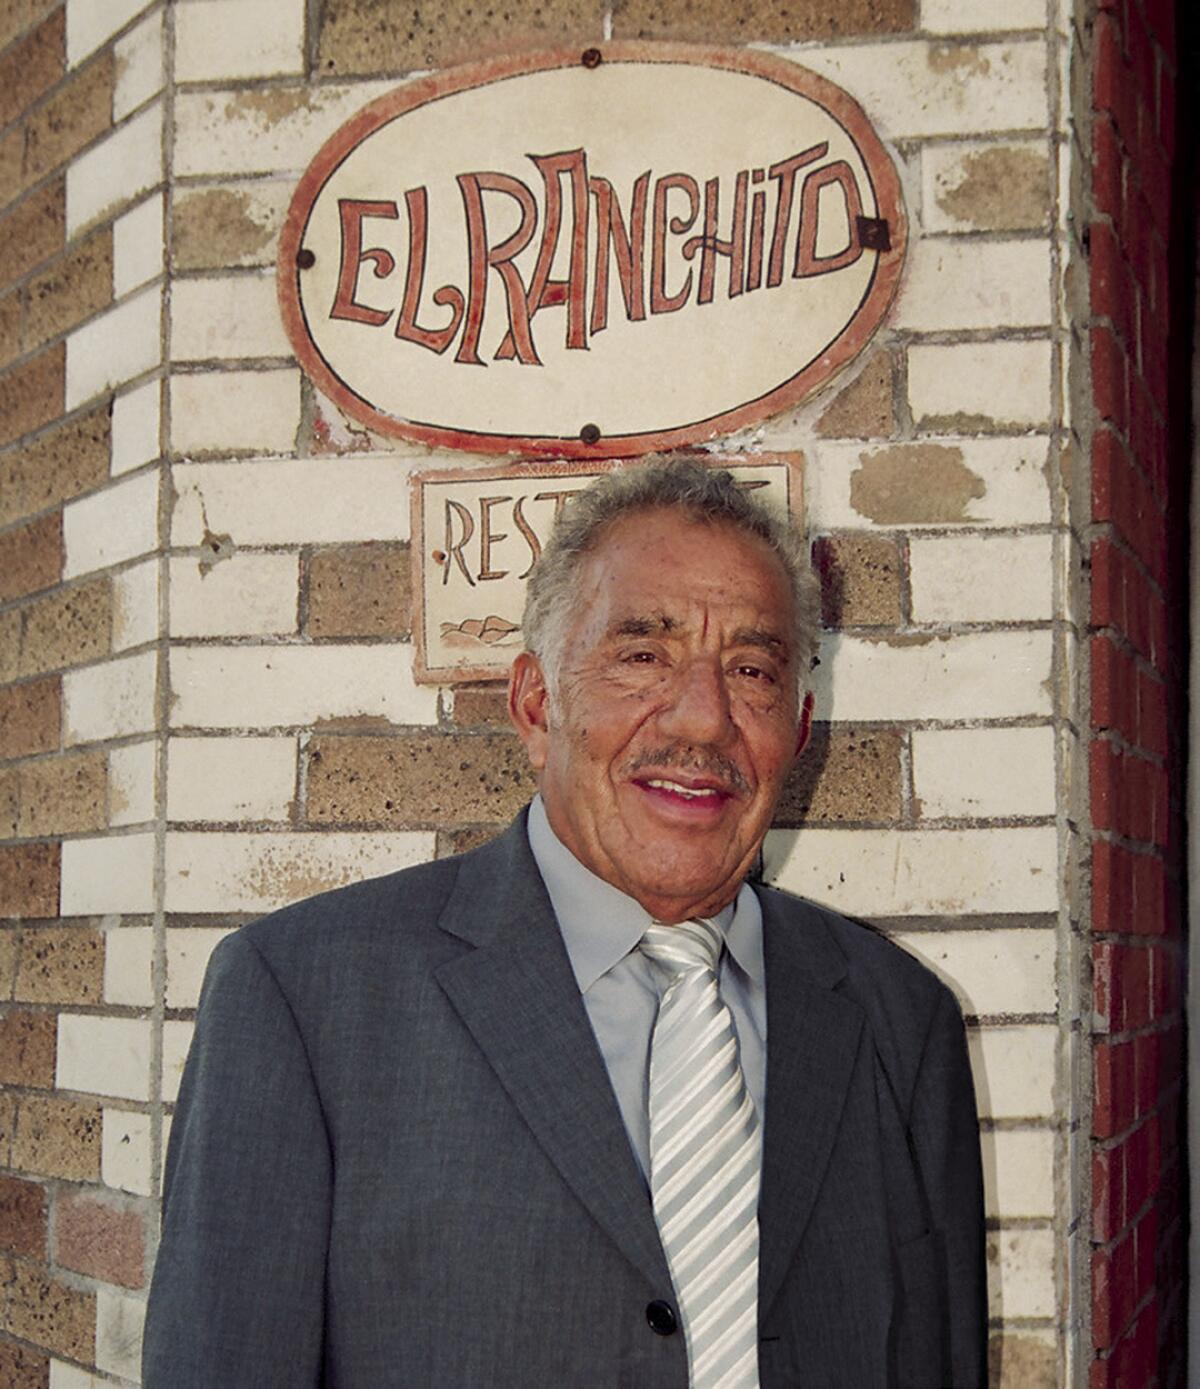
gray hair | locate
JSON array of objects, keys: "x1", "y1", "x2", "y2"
[{"x1": 521, "y1": 457, "x2": 822, "y2": 695}]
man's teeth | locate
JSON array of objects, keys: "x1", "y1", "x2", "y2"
[{"x1": 645, "y1": 779, "x2": 719, "y2": 799}]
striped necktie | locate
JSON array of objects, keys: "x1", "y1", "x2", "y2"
[{"x1": 640, "y1": 919, "x2": 762, "y2": 1389}]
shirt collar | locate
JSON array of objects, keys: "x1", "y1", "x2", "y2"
[{"x1": 526, "y1": 795, "x2": 764, "y2": 993}]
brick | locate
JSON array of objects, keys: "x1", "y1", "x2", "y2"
[
  {"x1": 11, "y1": 1092, "x2": 101, "y2": 1179},
  {"x1": 773, "y1": 725, "x2": 901, "y2": 825},
  {"x1": 0, "y1": 180, "x2": 63, "y2": 283},
  {"x1": 0, "y1": 1339, "x2": 48, "y2": 1389},
  {"x1": 908, "y1": 338, "x2": 1052, "y2": 431},
  {"x1": 63, "y1": 649, "x2": 156, "y2": 746},
  {"x1": 985, "y1": 1127, "x2": 1054, "y2": 1218},
  {"x1": 59, "y1": 832, "x2": 155, "y2": 915},
  {"x1": 177, "y1": 0, "x2": 304, "y2": 81},
  {"x1": 174, "y1": 82, "x2": 392, "y2": 180},
  {"x1": 813, "y1": 350, "x2": 895, "y2": 440},
  {"x1": 102, "y1": 1107, "x2": 152, "y2": 1195},
  {"x1": 1092, "y1": 1231, "x2": 1136, "y2": 1349},
  {"x1": 14, "y1": 925, "x2": 103, "y2": 1005},
  {"x1": 987, "y1": 1330, "x2": 1056, "y2": 1389},
  {"x1": 64, "y1": 282, "x2": 161, "y2": 411},
  {"x1": 1091, "y1": 325, "x2": 1129, "y2": 435},
  {"x1": 0, "y1": 1174, "x2": 46, "y2": 1258},
  {"x1": 53, "y1": 1191, "x2": 145, "y2": 1287},
  {"x1": 22, "y1": 50, "x2": 113, "y2": 189},
  {"x1": 814, "y1": 630, "x2": 1053, "y2": 721},
  {"x1": 613, "y1": 0, "x2": 912, "y2": 42},
  {"x1": 18, "y1": 577, "x2": 112, "y2": 676},
  {"x1": 0, "y1": 608, "x2": 22, "y2": 682},
  {"x1": 0, "y1": 677, "x2": 61, "y2": 759},
  {"x1": 0, "y1": 767, "x2": 16, "y2": 835},
  {"x1": 114, "y1": 8, "x2": 164, "y2": 123},
  {"x1": 171, "y1": 458, "x2": 416, "y2": 546},
  {"x1": 66, "y1": 99, "x2": 162, "y2": 237},
  {"x1": 103, "y1": 924, "x2": 153, "y2": 1007},
  {"x1": 1094, "y1": 1037, "x2": 1135, "y2": 1139},
  {"x1": 895, "y1": 238, "x2": 1051, "y2": 332},
  {"x1": 167, "y1": 735, "x2": 295, "y2": 823},
  {"x1": 163, "y1": 829, "x2": 436, "y2": 913},
  {"x1": 968, "y1": 1025, "x2": 1056, "y2": 1119},
  {"x1": 885, "y1": 926, "x2": 1055, "y2": 1016},
  {"x1": 306, "y1": 732, "x2": 535, "y2": 826},
  {"x1": 0, "y1": 8, "x2": 63, "y2": 130},
  {"x1": 0, "y1": 512, "x2": 62, "y2": 603},
  {"x1": 23, "y1": 227, "x2": 113, "y2": 352},
  {"x1": 173, "y1": 180, "x2": 290, "y2": 271},
  {"x1": 112, "y1": 193, "x2": 162, "y2": 298},
  {"x1": 772, "y1": 827, "x2": 1058, "y2": 923},
  {"x1": 0, "y1": 286, "x2": 21, "y2": 367},
  {"x1": 811, "y1": 533, "x2": 901, "y2": 626},
  {"x1": 169, "y1": 367, "x2": 299, "y2": 455},
  {"x1": 305, "y1": 543, "x2": 411, "y2": 638},
  {"x1": 63, "y1": 469, "x2": 158, "y2": 579},
  {"x1": 794, "y1": 40, "x2": 1048, "y2": 141},
  {"x1": 56, "y1": 1013, "x2": 151, "y2": 1101},
  {"x1": 166, "y1": 926, "x2": 233, "y2": 1009},
  {"x1": 923, "y1": 140, "x2": 1049, "y2": 234},
  {"x1": 913, "y1": 726, "x2": 1055, "y2": 819},
  {"x1": 450, "y1": 684, "x2": 510, "y2": 728},
  {"x1": 169, "y1": 645, "x2": 438, "y2": 729},
  {"x1": 18, "y1": 750, "x2": 105, "y2": 838},
  {"x1": 0, "y1": 406, "x2": 109, "y2": 528},
  {"x1": 1, "y1": 1257, "x2": 95, "y2": 1362},
  {"x1": 170, "y1": 553, "x2": 298, "y2": 638},
  {"x1": 171, "y1": 271, "x2": 289, "y2": 361},
  {"x1": 986, "y1": 1227, "x2": 1055, "y2": 1319},
  {"x1": 0, "y1": 1008, "x2": 55, "y2": 1084},
  {"x1": 96, "y1": 1283, "x2": 146, "y2": 1379},
  {"x1": 0, "y1": 0, "x2": 56, "y2": 51},
  {"x1": 0, "y1": 844, "x2": 58, "y2": 919},
  {"x1": 0, "y1": 344, "x2": 65, "y2": 448},
  {"x1": 111, "y1": 558, "x2": 158, "y2": 653},
  {"x1": 319, "y1": 0, "x2": 602, "y2": 74},
  {"x1": 111, "y1": 377, "x2": 160, "y2": 476},
  {"x1": 909, "y1": 533, "x2": 1053, "y2": 623},
  {"x1": 1089, "y1": 219, "x2": 1133, "y2": 345}
]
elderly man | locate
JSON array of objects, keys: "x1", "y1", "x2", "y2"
[{"x1": 144, "y1": 459, "x2": 986, "y2": 1387}]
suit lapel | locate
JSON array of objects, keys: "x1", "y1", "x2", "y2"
[
  {"x1": 756, "y1": 888, "x2": 865, "y2": 1317},
  {"x1": 433, "y1": 819, "x2": 672, "y2": 1297}
]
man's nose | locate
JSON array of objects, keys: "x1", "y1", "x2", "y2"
[{"x1": 657, "y1": 658, "x2": 734, "y2": 745}]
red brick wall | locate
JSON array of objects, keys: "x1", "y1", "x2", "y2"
[{"x1": 1086, "y1": 1, "x2": 1189, "y2": 1384}]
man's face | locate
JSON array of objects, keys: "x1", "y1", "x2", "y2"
[{"x1": 510, "y1": 508, "x2": 812, "y2": 922}]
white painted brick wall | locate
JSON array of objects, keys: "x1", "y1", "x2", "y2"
[
  {"x1": 175, "y1": 0, "x2": 306, "y2": 82},
  {"x1": 909, "y1": 533, "x2": 1055, "y2": 622},
  {"x1": 812, "y1": 631, "x2": 1054, "y2": 721},
  {"x1": 113, "y1": 193, "x2": 165, "y2": 296},
  {"x1": 166, "y1": 927, "x2": 236, "y2": 1008},
  {"x1": 163, "y1": 830, "x2": 437, "y2": 912},
  {"x1": 169, "y1": 645, "x2": 439, "y2": 728},
  {"x1": 111, "y1": 379, "x2": 162, "y2": 476},
  {"x1": 985, "y1": 1128, "x2": 1055, "y2": 1218},
  {"x1": 63, "y1": 470, "x2": 159, "y2": 579},
  {"x1": 57, "y1": 1015, "x2": 153, "y2": 1102},
  {"x1": 167, "y1": 735, "x2": 297, "y2": 821},
  {"x1": 66, "y1": 0, "x2": 155, "y2": 65},
  {"x1": 113, "y1": 8, "x2": 164, "y2": 122},
  {"x1": 101, "y1": 1109, "x2": 153, "y2": 1196},
  {"x1": 64, "y1": 651, "x2": 158, "y2": 745},
  {"x1": 969, "y1": 1024, "x2": 1058, "y2": 1118},
  {"x1": 111, "y1": 558, "x2": 160, "y2": 652},
  {"x1": 65, "y1": 285, "x2": 163, "y2": 410},
  {"x1": 163, "y1": 1019, "x2": 194, "y2": 1103},
  {"x1": 60, "y1": 832, "x2": 157, "y2": 915},
  {"x1": 893, "y1": 239, "x2": 1052, "y2": 331},
  {"x1": 921, "y1": 0, "x2": 1047, "y2": 32},
  {"x1": 892, "y1": 928, "x2": 1057, "y2": 1016},
  {"x1": 169, "y1": 368, "x2": 301, "y2": 454},
  {"x1": 913, "y1": 726, "x2": 1057, "y2": 818},
  {"x1": 108, "y1": 739, "x2": 158, "y2": 827},
  {"x1": 67, "y1": 102, "x2": 164, "y2": 235},
  {"x1": 908, "y1": 339, "x2": 1054, "y2": 429},
  {"x1": 766, "y1": 827, "x2": 1058, "y2": 918},
  {"x1": 171, "y1": 273, "x2": 292, "y2": 361},
  {"x1": 170, "y1": 553, "x2": 299, "y2": 637},
  {"x1": 922, "y1": 139, "x2": 1049, "y2": 233},
  {"x1": 95, "y1": 1287, "x2": 146, "y2": 1381},
  {"x1": 988, "y1": 1227, "x2": 1056, "y2": 1318},
  {"x1": 102, "y1": 925, "x2": 154, "y2": 1007},
  {"x1": 171, "y1": 457, "x2": 416, "y2": 545}
]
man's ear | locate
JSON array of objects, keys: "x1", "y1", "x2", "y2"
[
  {"x1": 508, "y1": 652, "x2": 551, "y2": 772},
  {"x1": 794, "y1": 690, "x2": 815, "y2": 759}
]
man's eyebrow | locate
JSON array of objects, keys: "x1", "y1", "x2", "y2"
[
  {"x1": 730, "y1": 627, "x2": 789, "y2": 656},
  {"x1": 610, "y1": 614, "x2": 679, "y2": 637}
]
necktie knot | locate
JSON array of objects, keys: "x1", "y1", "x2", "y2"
[{"x1": 640, "y1": 919, "x2": 723, "y2": 979}]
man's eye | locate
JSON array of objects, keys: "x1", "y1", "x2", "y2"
[
  {"x1": 735, "y1": 664, "x2": 774, "y2": 682},
  {"x1": 625, "y1": 650, "x2": 659, "y2": 664}
]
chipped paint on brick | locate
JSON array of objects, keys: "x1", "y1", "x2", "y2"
[
  {"x1": 935, "y1": 146, "x2": 1049, "y2": 231},
  {"x1": 849, "y1": 444, "x2": 986, "y2": 523}
]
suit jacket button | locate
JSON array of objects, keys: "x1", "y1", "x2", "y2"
[{"x1": 646, "y1": 1300, "x2": 677, "y2": 1335}]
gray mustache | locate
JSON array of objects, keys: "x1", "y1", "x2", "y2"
[{"x1": 624, "y1": 745, "x2": 751, "y2": 797}]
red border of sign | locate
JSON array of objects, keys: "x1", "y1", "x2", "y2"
[
  {"x1": 278, "y1": 44, "x2": 906, "y2": 460},
  {"x1": 410, "y1": 452, "x2": 806, "y2": 682}
]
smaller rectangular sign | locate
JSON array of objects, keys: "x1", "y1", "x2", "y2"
[{"x1": 411, "y1": 453, "x2": 805, "y2": 684}]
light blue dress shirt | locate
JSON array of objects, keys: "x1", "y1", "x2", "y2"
[{"x1": 527, "y1": 795, "x2": 768, "y2": 1183}]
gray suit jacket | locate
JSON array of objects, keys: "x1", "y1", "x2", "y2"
[{"x1": 143, "y1": 811, "x2": 986, "y2": 1387}]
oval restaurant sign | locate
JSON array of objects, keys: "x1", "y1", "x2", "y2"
[{"x1": 278, "y1": 43, "x2": 906, "y2": 458}]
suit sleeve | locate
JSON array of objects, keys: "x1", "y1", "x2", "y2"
[
  {"x1": 142, "y1": 932, "x2": 331, "y2": 1388},
  {"x1": 907, "y1": 983, "x2": 988, "y2": 1387}
]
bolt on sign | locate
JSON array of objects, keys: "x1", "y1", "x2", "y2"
[
  {"x1": 412, "y1": 454, "x2": 803, "y2": 682},
  {"x1": 278, "y1": 44, "x2": 906, "y2": 458}
]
